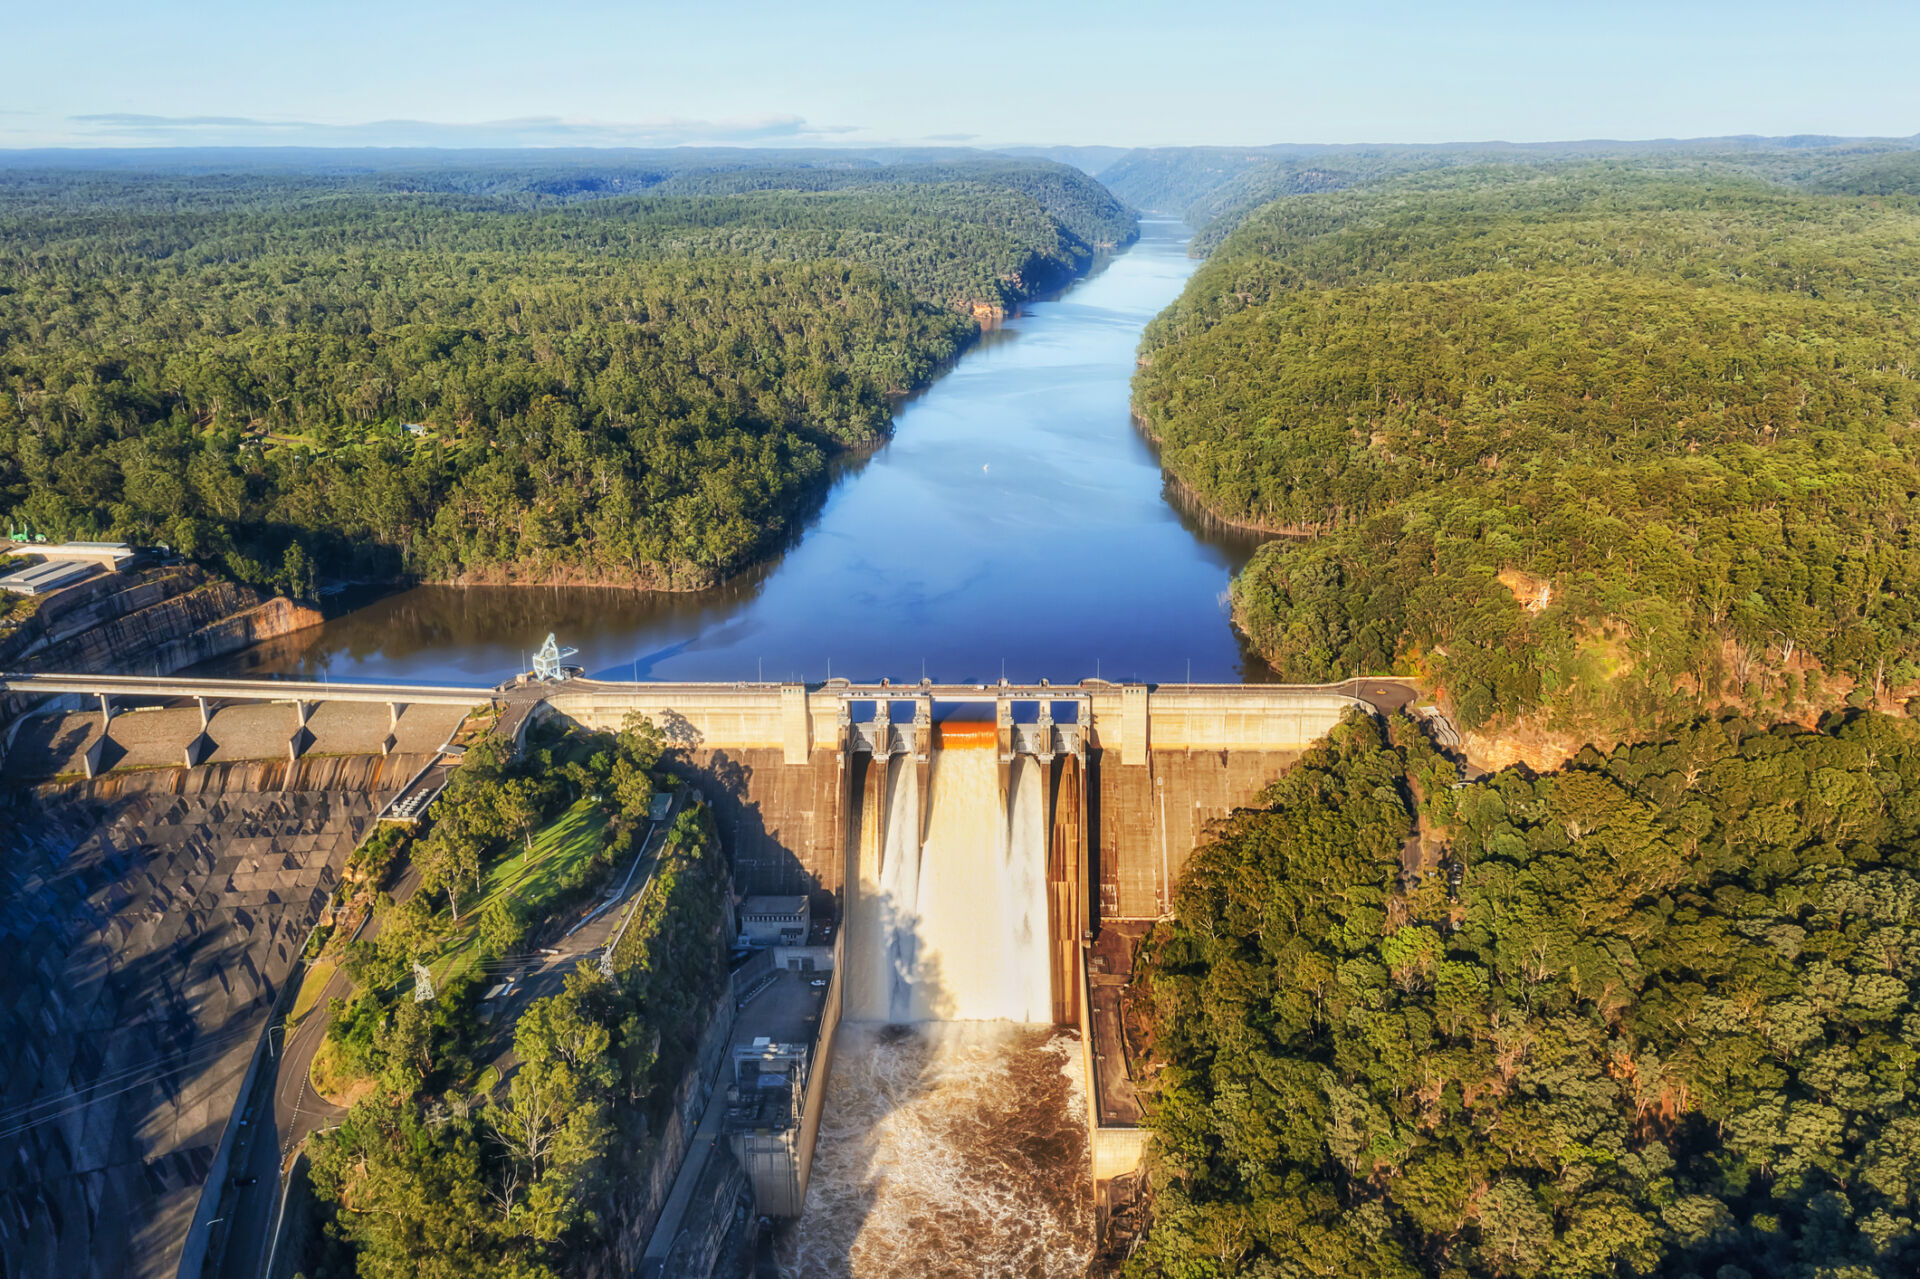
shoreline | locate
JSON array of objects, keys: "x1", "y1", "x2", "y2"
[
  {"x1": 1129, "y1": 407, "x2": 1333, "y2": 538},
  {"x1": 301, "y1": 231, "x2": 1144, "y2": 608}
]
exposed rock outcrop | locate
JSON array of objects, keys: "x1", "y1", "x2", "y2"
[{"x1": 0, "y1": 565, "x2": 321, "y2": 721}]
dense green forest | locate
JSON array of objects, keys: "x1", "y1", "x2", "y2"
[
  {"x1": 0, "y1": 156, "x2": 1131, "y2": 591},
  {"x1": 1185, "y1": 145, "x2": 1920, "y2": 255},
  {"x1": 1130, "y1": 709, "x2": 1920, "y2": 1279},
  {"x1": 303, "y1": 714, "x2": 729, "y2": 1279},
  {"x1": 0, "y1": 148, "x2": 1136, "y2": 250},
  {"x1": 1090, "y1": 137, "x2": 1920, "y2": 250},
  {"x1": 1133, "y1": 164, "x2": 1920, "y2": 739}
]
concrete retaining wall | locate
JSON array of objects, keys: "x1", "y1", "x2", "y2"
[{"x1": 793, "y1": 930, "x2": 845, "y2": 1212}]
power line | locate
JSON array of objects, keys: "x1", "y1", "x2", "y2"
[
  {"x1": 0, "y1": 1021, "x2": 262, "y2": 1129},
  {"x1": 0, "y1": 1030, "x2": 262, "y2": 1141}
]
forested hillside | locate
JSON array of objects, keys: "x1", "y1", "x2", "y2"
[
  {"x1": 1092, "y1": 137, "x2": 1920, "y2": 253},
  {"x1": 303, "y1": 716, "x2": 729, "y2": 1277},
  {"x1": 0, "y1": 157, "x2": 1132, "y2": 592},
  {"x1": 1133, "y1": 165, "x2": 1920, "y2": 745},
  {"x1": 0, "y1": 147, "x2": 1137, "y2": 248},
  {"x1": 1093, "y1": 146, "x2": 1308, "y2": 216},
  {"x1": 1131, "y1": 709, "x2": 1920, "y2": 1279}
]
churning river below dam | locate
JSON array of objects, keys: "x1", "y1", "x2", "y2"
[{"x1": 208, "y1": 218, "x2": 1277, "y2": 688}]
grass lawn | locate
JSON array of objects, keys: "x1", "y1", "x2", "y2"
[
  {"x1": 310, "y1": 1037, "x2": 377, "y2": 1109},
  {"x1": 289, "y1": 961, "x2": 337, "y2": 1027},
  {"x1": 428, "y1": 797, "x2": 611, "y2": 985}
]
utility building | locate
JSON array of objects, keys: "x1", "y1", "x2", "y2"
[
  {"x1": 0, "y1": 541, "x2": 136, "y2": 596},
  {"x1": 738, "y1": 895, "x2": 810, "y2": 946},
  {"x1": 724, "y1": 1039, "x2": 811, "y2": 1217}
]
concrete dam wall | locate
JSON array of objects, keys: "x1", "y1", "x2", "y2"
[
  {"x1": 547, "y1": 677, "x2": 1369, "y2": 1231},
  {"x1": 0, "y1": 753, "x2": 422, "y2": 1279},
  {"x1": 546, "y1": 679, "x2": 1361, "y2": 930},
  {"x1": 0, "y1": 670, "x2": 1382, "y2": 1272}
]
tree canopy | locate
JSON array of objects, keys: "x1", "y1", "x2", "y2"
[
  {"x1": 1133, "y1": 165, "x2": 1920, "y2": 739},
  {"x1": 0, "y1": 157, "x2": 1133, "y2": 594},
  {"x1": 1131, "y1": 709, "x2": 1920, "y2": 1279},
  {"x1": 306, "y1": 718, "x2": 727, "y2": 1278}
]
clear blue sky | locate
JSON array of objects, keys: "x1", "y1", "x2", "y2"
[{"x1": 4, "y1": 0, "x2": 1916, "y2": 150}]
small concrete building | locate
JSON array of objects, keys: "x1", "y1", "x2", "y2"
[
  {"x1": 0, "y1": 542, "x2": 135, "y2": 596},
  {"x1": 34, "y1": 541, "x2": 137, "y2": 568},
  {"x1": 0, "y1": 558, "x2": 100, "y2": 596},
  {"x1": 739, "y1": 895, "x2": 810, "y2": 946}
]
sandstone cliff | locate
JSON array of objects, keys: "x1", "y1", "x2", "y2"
[{"x1": 0, "y1": 565, "x2": 321, "y2": 718}]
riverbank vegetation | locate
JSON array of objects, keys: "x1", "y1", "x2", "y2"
[
  {"x1": 1134, "y1": 163, "x2": 1920, "y2": 747},
  {"x1": 1129, "y1": 708, "x2": 1920, "y2": 1279},
  {"x1": 0, "y1": 155, "x2": 1131, "y2": 594},
  {"x1": 299, "y1": 713, "x2": 729, "y2": 1278}
]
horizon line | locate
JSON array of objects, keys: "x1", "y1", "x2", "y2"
[{"x1": 2, "y1": 128, "x2": 1918, "y2": 157}]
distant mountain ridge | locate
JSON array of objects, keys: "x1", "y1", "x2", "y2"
[{"x1": 996, "y1": 131, "x2": 1920, "y2": 245}]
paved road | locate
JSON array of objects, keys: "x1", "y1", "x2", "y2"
[
  {"x1": 216, "y1": 860, "x2": 421, "y2": 1279},
  {"x1": 643, "y1": 1098, "x2": 729, "y2": 1267},
  {"x1": 0, "y1": 670, "x2": 493, "y2": 705},
  {"x1": 1329, "y1": 677, "x2": 1423, "y2": 716},
  {"x1": 222, "y1": 793, "x2": 674, "y2": 1279},
  {"x1": 469, "y1": 800, "x2": 679, "y2": 1071}
]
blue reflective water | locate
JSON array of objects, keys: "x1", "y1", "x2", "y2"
[{"x1": 210, "y1": 221, "x2": 1277, "y2": 686}]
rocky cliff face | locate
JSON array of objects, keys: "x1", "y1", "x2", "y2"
[
  {"x1": 579, "y1": 992, "x2": 735, "y2": 1279},
  {"x1": 0, "y1": 565, "x2": 321, "y2": 718}
]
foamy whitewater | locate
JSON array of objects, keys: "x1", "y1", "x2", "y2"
[
  {"x1": 780, "y1": 1023, "x2": 1092, "y2": 1278},
  {"x1": 814, "y1": 739, "x2": 1091, "y2": 1273},
  {"x1": 915, "y1": 748, "x2": 1052, "y2": 1022}
]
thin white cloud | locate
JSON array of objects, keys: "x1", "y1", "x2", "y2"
[{"x1": 57, "y1": 112, "x2": 869, "y2": 148}]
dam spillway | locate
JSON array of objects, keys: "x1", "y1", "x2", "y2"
[
  {"x1": 806, "y1": 721, "x2": 1082, "y2": 1273},
  {"x1": 848, "y1": 722, "x2": 1054, "y2": 1024},
  {"x1": 0, "y1": 669, "x2": 1409, "y2": 1275}
]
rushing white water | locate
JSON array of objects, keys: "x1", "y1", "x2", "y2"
[
  {"x1": 1001, "y1": 755, "x2": 1054, "y2": 1024},
  {"x1": 873, "y1": 753, "x2": 924, "y2": 1022},
  {"x1": 849, "y1": 734, "x2": 1054, "y2": 1023},
  {"x1": 781, "y1": 1023, "x2": 1092, "y2": 1279},
  {"x1": 814, "y1": 741, "x2": 1087, "y2": 1271},
  {"x1": 915, "y1": 738, "x2": 1050, "y2": 1022}
]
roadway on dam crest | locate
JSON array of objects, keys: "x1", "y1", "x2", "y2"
[{"x1": 0, "y1": 222, "x2": 1449, "y2": 1277}]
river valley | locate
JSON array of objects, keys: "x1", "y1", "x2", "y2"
[
  {"x1": 203, "y1": 219, "x2": 1275, "y2": 688},
  {"x1": 195, "y1": 217, "x2": 1267, "y2": 1278}
]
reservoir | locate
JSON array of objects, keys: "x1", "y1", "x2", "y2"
[{"x1": 209, "y1": 220, "x2": 1275, "y2": 687}]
